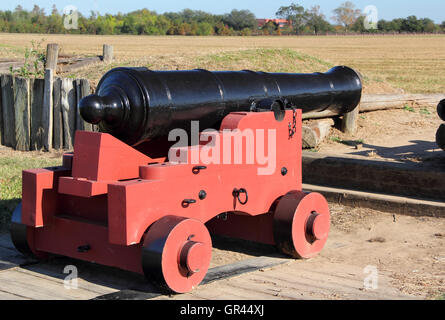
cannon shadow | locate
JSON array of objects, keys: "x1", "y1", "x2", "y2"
[{"x1": 345, "y1": 140, "x2": 444, "y2": 163}]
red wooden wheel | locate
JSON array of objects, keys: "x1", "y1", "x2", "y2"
[
  {"x1": 141, "y1": 216, "x2": 212, "y2": 293},
  {"x1": 273, "y1": 191, "x2": 330, "y2": 259},
  {"x1": 10, "y1": 203, "x2": 48, "y2": 260}
]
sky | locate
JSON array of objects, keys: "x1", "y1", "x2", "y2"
[{"x1": 4, "y1": 0, "x2": 445, "y2": 23}]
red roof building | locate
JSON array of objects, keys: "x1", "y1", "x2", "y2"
[{"x1": 257, "y1": 19, "x2": 290, "y2": 28}]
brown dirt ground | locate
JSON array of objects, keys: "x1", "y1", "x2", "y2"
[{"x1": 307, "y1": 104, "x2": 445, "y2": 162}]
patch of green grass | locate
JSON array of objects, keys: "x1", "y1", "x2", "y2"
[
  {"x1": 330, "y1": 136, "x2": 342, "y2": 143},
  {"x1": 0, "y1": 155, "x2": 61, "y2": 231},
  {"x1": 194, "y1": 48, "x2": 334, "y2": 73},
  {"x1": 419, "y1": 108, "x2": 431, "y2": 115},
  {"x1": 403, "y1": 105, "x2": 415, "y2": 112},
  {"x1": 330, "y1": 136, "x2": 364, "y2": 146}
]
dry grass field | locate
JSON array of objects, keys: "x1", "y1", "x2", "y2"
[{"x1": 1, "y1": 33, "x2": 445, "y2": 93}]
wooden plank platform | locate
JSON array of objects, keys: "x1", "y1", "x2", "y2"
[
  {"x1": 156, "y1": 261, "x2": 415, "y2": 301},
  {"x1": 0, "y1": 232, "x2": 417, "y2": 300}
]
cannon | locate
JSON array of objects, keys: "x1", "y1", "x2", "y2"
[{"x1": 11, "y1": 66, "x2": 362, "y2": 293}]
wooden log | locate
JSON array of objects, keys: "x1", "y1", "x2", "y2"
[
  {"x1": 0, "y1": 62, "x2": 24, "y2": 73},
  {"x1": 57, "y1": 57, "x2": 101, "y2": 73},
  {"x1": 30, "y1": 78, "x2": 45, "y2": 150},
  {"x1": 359, "y1": 94, "x2": 445, "y2": 112},
  {"x1": 76, "y1": 79, "x2": 92, "y2": 131},
  {"x1": 437, "y1": 124, "x2": 445, "y2": 151},
  {"x1": 53, "y1": 78, "x2": 63, "y2": 149},
  {"x1": 1, "y1": 74, "x2": 15, "y2": 147},
  {"x1": 302, "y1": 119, "x2": 334, "y2": 149},
  {"x1": 341, "y1": 105, "x2": 359, "y2": 134},
  {"x1": 45, "y1": 43, "x2": 59, "y2": 71},
  {"x1": 60, "y1": 78, "x2": 76, "y2": 150},
  {"x1": 302, "y1": 109, "x2": 338, "y2": 120},
  {"x1": 103, "y1": 44, "x2": 113, "y2": 63},
  {"x1": 13, "y1": 77, "x2": 31, "y2": 151},
  {"x1": 42, "y1": 69, "x2": 54, "y2": 151},
  {"x1": 302, "y1": 94, "x2": 445, "y2": 120},
  {"x1": 438, "y1": 99, "x2": 445, "y2": 121}
]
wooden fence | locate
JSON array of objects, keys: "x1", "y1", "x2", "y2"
[{"x1": 0, "y1": 72, "x2": 93, "y2": 151}]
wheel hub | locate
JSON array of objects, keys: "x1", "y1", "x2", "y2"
[{"x1": 180, "y1": 240, "x2": 206, "y2": 275}]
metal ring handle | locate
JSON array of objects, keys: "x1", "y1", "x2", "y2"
[
  {"x1": 233, "y1": 188, "x2": 248, "y2": 205},
  {"x1": 192, "y1": 166, "x2": 207, "y2": 174}
]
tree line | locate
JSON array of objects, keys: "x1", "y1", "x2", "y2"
[{"x1": 0, "y1": 2, "x2": 444, "y2": 36}]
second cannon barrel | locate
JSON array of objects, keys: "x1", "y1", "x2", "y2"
[{"x1": 79, "y1": 66, "x2": 363, "y2": 146}]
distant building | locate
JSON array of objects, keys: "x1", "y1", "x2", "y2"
[{"x1": 256, "y1": 19, "x2": 290, "y2": 29}]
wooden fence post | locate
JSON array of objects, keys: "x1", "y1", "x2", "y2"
[
  {"x1": 13, "y1": 77, "x2": 31, "y2": 151},
  {"x1": 341, "y1": 105, "x2": 360, "y2": 135},
  {"x1": 1, "y1": 74, "x2": 15, "y2": 147},
  {"x1": 75, "y1": 79, "x2": 84, "y2": 131},
  {"x1": 45, "y1": 43, "x2": 59, "y2": 72},
  {"x1": 43, "y1": 69, "x2": 54, "y2": 151},
  {"x1": 53, "y1": 78, "x2": 63, "y2": 149},
  {"x1": 30, "y1": 78, "x2": 45, "y2": 150},
  {"x1": 103, "y1": 44, "x2": 113, "y2": 63},
  {"x1": 75, "y1": 79, "x2": 92, "y2": 132},
  {"x1": 61, "y1": 78, "x2": 76, "y2": 150}
]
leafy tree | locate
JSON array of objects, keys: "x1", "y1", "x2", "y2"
[
  {"x1": 222, "y1": 9, "x2": 256, "y2": 31},
  {"x1": 47, "y1": 5, "x2": 63, "y2": 33},
  {"x1": 240, "y1": 27, "x2": 252, "y2": 36},
  {"x1": 0, "y1": 5, "x2": 442, "y2": 36},
  {"x1": 421, "y1": 18, "x2": 437, "y2": 33},
  {"x1": 276, "y1": 3, "x2": 305, "y2": 34},
  {"x1": 197, "y1": 22, "x2": 214, "y2": 35},
  {"x1": 261, "y1": 20, "x2": 279, "y2": 35},
  {"x1": 332, "y1": 1, "x2": 361, "y2": 31},
  {"x1": 304, "y1": 6, "x2": 332, "y2": 34},
  {"x1": 214, "y1": 21, "x2": 232, "y2": 35},
  {"x1": 401, "y1": 15, "x2": 423, "y2": 32},
  {"x1": 351, "y1": 16, "x2": 366, "y2": 32},
  {"x1": 378, "y1": 19, "x2": 403, "y2": 32}
]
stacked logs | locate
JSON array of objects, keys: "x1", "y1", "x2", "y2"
[{"x1": 437, "y1": 100, "x2": 445, "y2": 151}]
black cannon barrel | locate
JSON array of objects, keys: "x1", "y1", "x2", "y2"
[
  {"x1": 438, "y1": 99, "x2": 445, "y2": 121},
  {"x1": 79, "y1": 66, "x2": 362, "y2": 146}
]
